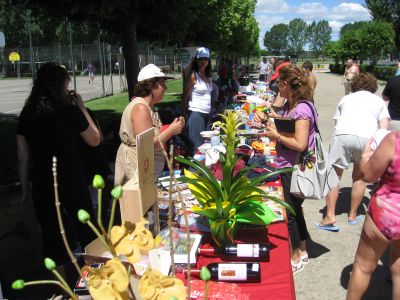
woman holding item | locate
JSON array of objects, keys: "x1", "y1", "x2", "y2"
[
  {"x1": 346, "y1": 132, "x2": 400, "y2": 299},
  {"x1": 183, "y1": 47, "x2": 214, "y2": 156},
  {"x1": 255, "y1": 65, "x2": 316, "y2": 274},
  {"x1": 16, "y1": 62, "x2": 101, "y2": 265},
  {"x1": 114, "y1": 64, "x2": 185, "y2": 186}
]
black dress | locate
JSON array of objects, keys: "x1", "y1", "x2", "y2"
[{"x1": 17, "y1": 104, "x2": 95, "y2": 264}]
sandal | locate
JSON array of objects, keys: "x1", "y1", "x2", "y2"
[
  {"x1": 291, "y1": 260, "x2": 304, "y2": 275},
  {"x1": 300, "y1": 254, "x2": 309, "y2": 265}
]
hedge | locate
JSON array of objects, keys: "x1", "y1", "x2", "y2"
[{"x1": 329, "y1": 64, "x2": 397, "y2": 81}]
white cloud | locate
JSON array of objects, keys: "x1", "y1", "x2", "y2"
[
  {"x1": 297, "y1": 2, "x2": 328, "y2": 19},
  {"x1": 256, "y1": 0, "x2": 290, "y2": 14},
  {"x1": 330, "y1": 3, "x2": 371, "y2": 22},
  {"x1": 256, "y1": 15, "x2": 288, "y2": 47},
  {"x1": 254, "y1": 1, "x2": 372, "y2": 47}
]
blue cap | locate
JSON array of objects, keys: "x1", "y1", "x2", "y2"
[{"x1": 195, "y1": 47, "x2": 210, "y2": 59}]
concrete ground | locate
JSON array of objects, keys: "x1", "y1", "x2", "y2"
[{"x1": 294, "y1": 72, "x2": 391, "y2": 300}]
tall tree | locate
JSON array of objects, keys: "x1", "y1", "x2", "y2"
[
  {"x1": 287, "y1": 18, "x2": 308, "y2": 57},
  {"x1": 307, "y1": 20, "x2": 332, "y2": 56},
  {"x1": 365, "y1": 0, "x2": 400, "y2": 54},
  {"x1": 25, "y1": 0, "x2": 196, "y2": 100},
  {"x1": 263, "y1": 23, "x2": 288, "y2": 55},
  {"x1": 216, "y1": 0, "x2": 259, "y2": 58}
]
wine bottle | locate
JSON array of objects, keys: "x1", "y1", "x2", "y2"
[
  {"x1": 186, "y1": 262, "x2": 261, "y2": 283},
  {"x1": 198, "y1": 243, "x2": 269, "y2": 261}
]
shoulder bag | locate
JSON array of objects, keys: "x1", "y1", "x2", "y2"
[{"x1": 289, "y1": 102, "x2": 339, "y2": 199}]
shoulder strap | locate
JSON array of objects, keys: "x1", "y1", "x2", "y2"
[{"x1": 299, "y1": 101, "x2": 319, "y2": 133}]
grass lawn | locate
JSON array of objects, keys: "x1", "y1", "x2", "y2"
[{"x1": 85, "y1": 78, "x2": 182, "y2": 129}]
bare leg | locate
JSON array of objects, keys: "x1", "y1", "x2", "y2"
[
  {"x1": 349, "y1": 164, "x2": 366, "y2": 221},
  {"x1": 346, "y1": 215, "x2": 389, "y2": 300},
  {"x1": 322, "y1": 166, "x2": 343, "y2": 225},
  {"x1": 390, "y1": 240, "x2": 400, "y2": 300}
]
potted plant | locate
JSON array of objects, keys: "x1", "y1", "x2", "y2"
[{"x1": 176, "y1": 111, "x2": 293, "y2": 246}]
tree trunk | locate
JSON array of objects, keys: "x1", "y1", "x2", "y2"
[{"x1": 121, "y1": 21, "x2": 139, "y2": 101}]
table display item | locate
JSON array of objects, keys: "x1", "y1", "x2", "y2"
[
  {"x1": 176, "y1": 111, "x2": 293, "y2": 246},
  {"x1": 198, "y1": 243, "x2": 269, "y2": 261},
  {"x1": 187, "y1": 262, "x2": 261, "y2": 283}
]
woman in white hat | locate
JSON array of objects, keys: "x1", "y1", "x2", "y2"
[
  {"x1": 183, "y1": 47, "x2": 214, "y2": 156},
  {"x1": 114, "y1": 64, "x2": 185, "y2": 186}
]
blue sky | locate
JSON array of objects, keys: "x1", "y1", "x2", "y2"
[{"x1": 255, "y1": 0, "x2": 372, "y2": 48}]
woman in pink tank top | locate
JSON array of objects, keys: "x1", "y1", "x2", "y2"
[{"x1": 347, "y1": 131, "x2": 400, "y2": 299}]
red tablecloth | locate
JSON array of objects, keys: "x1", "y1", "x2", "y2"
[{"x1": 194, "y1": 223, "x2": 295, "y2": 300}]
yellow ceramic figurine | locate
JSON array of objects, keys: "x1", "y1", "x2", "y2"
[
  {"x1": 83, "y1": 258, "x2": 129, "y2": 300},
  {"x1": 138, "y1": 269, "x2": 187, "y2": 300}
]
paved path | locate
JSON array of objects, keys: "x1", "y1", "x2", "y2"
[
  {"x1": 0, "y1": 74, "x2": 126, "y2": 114},
  {"x1": 294, "y1": 72, "x2": 391, "y2": 300}
]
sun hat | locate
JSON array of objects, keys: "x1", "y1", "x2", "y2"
[
  {"x1": 195, "y1": 47, "x2": 210, "y2": 59},
  {"x1": 137, "y1": 64, "x2": 174, "y2": 82}
]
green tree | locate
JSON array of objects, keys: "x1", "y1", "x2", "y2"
[
  {"x1": 287, "y1": 18, "x2": 308, "y2": 57},
  {"x1": 307, "y1": 20, "x2": 332, "y2": 56},
  {"x1": 324, "y1": 41, "x2": 346, "y2": 63},
  {"x1": 325, "y1": 20, "x2": 395, "y2": 62},
  {"x1": 339, "y1": 21, "x2": 368, "y2": 38},
  {"x1": 263, "y1": 23, "x2": 288, "y2": 55},
  {"x1": 215, "y1": 0, "x2": 259, "y2": 58},
  {"x1": 365, "y1": 0, "x2": 400, "y2": 54}
]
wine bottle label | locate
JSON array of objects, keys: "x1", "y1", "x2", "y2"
[
  {"x1": 217, "y1": 264, "x2": 247, "y2": 281},
  {"x1": 252, "y1": 263, "x2": 260, "y2": 272},
  {"x1": 237, "y1": 244, "x2": 260, "y2": 257}
]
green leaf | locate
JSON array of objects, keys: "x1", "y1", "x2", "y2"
[
  {"x1": 249, "y1": 167, "x2": 294, "y2": 186},
  {"x1": 236, "y1": 201, "x2": 277, "y2": 225}
]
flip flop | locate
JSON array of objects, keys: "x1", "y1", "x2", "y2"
[
  {"x1": 315, "y1": 221, "x2": 340, "y2": 232},
  {"x1": 348, "y1": 215, "x2": 364, "y2": 225}
]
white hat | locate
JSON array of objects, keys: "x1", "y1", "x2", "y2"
[
  {"x1": 195, "y1": 47, "x2": 210, "y2": 59},
  {"x1": 137, "y1": 64, "x2": 174, "y2": 82}
]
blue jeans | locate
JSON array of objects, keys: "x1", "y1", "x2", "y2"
[{"x1": 187, "y1": 110, "x2": 210, "y2": 156}]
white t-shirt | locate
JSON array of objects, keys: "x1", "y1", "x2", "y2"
[
  {"x1": 333, "y1": 90, "x2": 390, "y2": 138},
  {"x1": 188, "y1": 72, "x2": 213, "y2": 114},
  {"x1": 259, "y1": 61, "x2": 271, "y2": 75}
]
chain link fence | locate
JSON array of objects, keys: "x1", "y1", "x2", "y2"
[{"x1": 0, "y1": 41, "x2": 183, "y2": 98}]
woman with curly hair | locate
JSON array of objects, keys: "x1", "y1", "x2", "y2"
[
  {"x1": 316, "y1": 73, "x2": 390, "y2": 232},
  {"x1": 255, "y1": 64, "x2": 317, "y2": 274},
  {"x1": 16, "y1": 62, "x2": 101, "y2": 265}
]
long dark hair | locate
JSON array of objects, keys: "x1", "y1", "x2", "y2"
[
  {"x1": 191, "y1": 58, "x2": 212, "y2": 77},
  {"x1": 23, "y1": 62, "x2": 71, "y2": 119}
]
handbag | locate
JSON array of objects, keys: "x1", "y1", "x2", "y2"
[{"x1": 289, "y1": 102, "x2": 339, "y2": 199}]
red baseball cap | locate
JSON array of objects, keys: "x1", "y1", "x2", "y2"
[{"x1": 270, "y1": 62, "x2": 291, "y2": 82}]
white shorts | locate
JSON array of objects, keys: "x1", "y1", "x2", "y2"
[{"x1": 329, "y1": 135, "x2": 368, "y2": 169}]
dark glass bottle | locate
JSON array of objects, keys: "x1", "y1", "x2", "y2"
[
  {"x1": 186, "y1": 262, "x2": 261, "y2": 283},
  {"x1": 198, "y1": 243, "x2": 269, "y2": 261}
]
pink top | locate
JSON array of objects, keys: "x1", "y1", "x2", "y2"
[{"x1": 368, "y1": 132, "x2": 400, "y2": 240}]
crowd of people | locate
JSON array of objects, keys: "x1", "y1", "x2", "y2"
[{"x1": 16, "y1": 47, "x2": 400, "y2": 299}]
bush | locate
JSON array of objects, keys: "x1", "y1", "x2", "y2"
[{"x1": 329, "y1": 63, "x2": 396, "y2": 81}]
